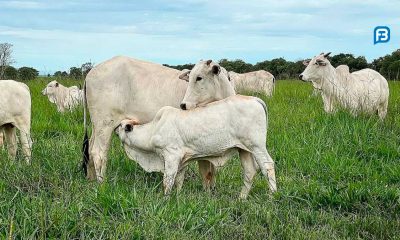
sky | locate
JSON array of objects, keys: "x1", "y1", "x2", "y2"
[{"x1": 0, "y1": 0, "x2": 399, "y2": 74}]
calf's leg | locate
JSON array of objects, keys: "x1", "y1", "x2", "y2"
[
  {"x1": 4, "y1": 125, "x2": 17, "y2": 160},
  {"x1": 162, "y1": 153, "x2": 181, "y2": 195},
  {"x1": 251, "y1": 148, "x2": 277, "y2": 193},
  {"x1": 239, "y1": 150, "x2": 258, "y2": 199}
]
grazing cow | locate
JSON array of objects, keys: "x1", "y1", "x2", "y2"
[
  {"x1": 0, "y1": 80, "x2": 32, "y2": 162},
  {"x1": 115, "y1": 95, "x2": 277, "y2": 199},
  {"x1": 83, "y1": 57, "x2": 235, "y2": 186},
  {"x1": 228, "y1": 70, "x2": 275, "y2": 96},
  {"x1": 42, "y1": 80, "x2": 83, "y2": 112},
  {"x1": 300, "y1": 53, "x2": 389, "y2": 119}
]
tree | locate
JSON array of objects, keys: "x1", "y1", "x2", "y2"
[
  {"x1": 54, "y1": 71, "x2": 63, "y2": 78},
  {"x1": 0, "y1": 43, "x2": 15, "y2": 79},
  {"x1": 4, "y1": 66, "x2": 18, "y2": 79},
  {"x1": 18, "y1": 67, "x2": 39, "y2": 81},
  {"x1": 81, "y1": 62, "x2": 94, "y2": 78},
  {"x1": 219, "y1": 59, "x2": 253, "y2": 73},
  {"x1": 69, "y1": 67, "x2": 82, "y2": 80}
]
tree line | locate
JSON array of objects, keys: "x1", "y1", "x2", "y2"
[
  {"x1": 165, "y1": 49, "x2": 400, "y2": 81},
  {"x1": 1, "y1": 42, "x2": 400, "y2": 81}
]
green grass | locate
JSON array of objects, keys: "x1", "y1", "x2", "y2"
[{"x1": 1, "y1": 78, "x2": 399, "y2": 239}]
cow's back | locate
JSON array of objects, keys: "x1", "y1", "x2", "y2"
[{"x1": 85, "y1": 56, "x2": 188, "y2": 128}]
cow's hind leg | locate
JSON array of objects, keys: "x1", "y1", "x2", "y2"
[
  {"x1": 251, "y1": 148, "x2": 277, "y2": 193},
  {"x1": 239, "y1": 150, "x2": 258, "y2": 199},
  {"x1": 198, "y1": 160, "x2": 216, "y2": 191},
  {"x1": 4, "y1": 124, "x2": 17, "y2": 160},
  {"x1": 378, "y1": 100, "x2": 388, "y2": 120},
  {"x1": 89, "y1": 126, "x2": 114, "y2": 182},
  {"x1": 18, "y1": 126, "x2": 32, "y2": 164}
]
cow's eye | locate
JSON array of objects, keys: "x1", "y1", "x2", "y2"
[{"x1": 196, "y1": 76, "x2": 202, "y2": 81}]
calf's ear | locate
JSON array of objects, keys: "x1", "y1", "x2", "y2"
[
  {"x1": 125, "y1": 124, "x2": 133, "y2": 132},
  {"x1": 179, "y1": 70, "x2": 190, "y2": 82}
]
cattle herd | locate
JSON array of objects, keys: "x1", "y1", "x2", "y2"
[{"x1": 0, "y1": 52, "x2": 390, "y2": 198}]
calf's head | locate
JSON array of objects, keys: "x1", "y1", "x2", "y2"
[
  {"x1": 179, "y1": 60, "x2": 235, "y2": 110},
  {"x1": 299, "y1": 52, "x2": 332, "y2": 83},
  {"x1": 115, "y1": 119, "x2": 140, "y2": 143}
]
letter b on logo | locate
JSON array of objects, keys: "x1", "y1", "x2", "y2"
[{"x1": 374, "y1": 26, "x2": 390, "y2": 44}]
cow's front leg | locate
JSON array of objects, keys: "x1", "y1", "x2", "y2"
[{"x1": 162, "y1": 152, "x2": 181, "y2": 195}]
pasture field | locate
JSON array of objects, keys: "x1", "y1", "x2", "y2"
[{"x1": 0, "y1": 78, "x2": 399, "y2": 239}]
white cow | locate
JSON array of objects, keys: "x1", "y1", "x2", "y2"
[
  {"x1": 300, "y1": 53, "x2": 389, "y2": 119},
  {"x1": 115, "y1": 95, "x2": 277, "y2": 199},
  {"x1": 83, "y1": 57, "x2": 235, "y2": 186},
  {"x1": 42, "y1": 80, "x2": 83, "y2": 112},
  {"x1": 0, "y1": 80, "x2": 32, "y2": 162},
  {"x1": 228, "y1": 70, "x2": 275, "y2": 96}
]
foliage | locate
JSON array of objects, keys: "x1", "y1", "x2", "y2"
[
  {"x1": 166, "y1": 49, "x2": 400, "y2": 81},
  {"x1": 69, "y1": 67, "x2": 82, "y2": 80},
  {"x1": 3, "y1": 66, "x2": 18, "y2": 79},
  {"x1": 17, "y1": 66, "x2": 39, "y2": 81}
]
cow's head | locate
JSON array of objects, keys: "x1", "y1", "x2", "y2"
[
  {"x1": 41, "y1": 80, "x2": 60, "y2": 97},
  {"x1": 179, "y1": 60, "x2": 235, "y2": 110},
  {"x1": 299, "y1": 52, "x2": 332, "y2": 83},
  {"x1": 115, "y1": 119, "x2": 140, "y2": 144}
]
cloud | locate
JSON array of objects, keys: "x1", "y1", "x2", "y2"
[{"x1": 0, "y1": 0, "x2": 399, "y2": 73}]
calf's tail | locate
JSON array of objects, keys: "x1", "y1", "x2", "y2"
[{"x1": 82, "y1": 81, "x2": 89, "y2": 176}]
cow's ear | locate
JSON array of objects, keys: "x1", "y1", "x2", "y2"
[
  {"x1": 55, "y1": 82, "x2": 59, "y2": 87},
  {"x1": 179, "y1": 70, "x2": 190, "y2": 82},
  {"x1": 212, "y1": 65, "x2": 220, "y2": 75},
  {"x1": 206, "y1": 59, "x2": 212, "y2": 66},
  {"x1": 323, "y1": 52, "x2": 331, "y2": 58}
]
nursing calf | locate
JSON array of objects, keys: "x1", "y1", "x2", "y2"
[{"x1": 115, "y1": 95, "x2": 277, "y2": 199}]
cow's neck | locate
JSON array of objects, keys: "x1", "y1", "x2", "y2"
[
  {"x1": 321, "y1": 65, "x2": 350, "y2": 102},
  {"x1": 218, "y1": 77, "x2": 236, "y2": 99}
]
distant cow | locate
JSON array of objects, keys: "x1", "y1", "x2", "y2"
[
  {"x1": 42, "y1": 80, "x2": 83, "y2": 112},
  {"x1": 115, "y1": 95, "x2": 277, "y2": 199},
  {"x1": 300, "y1": 53, "x2": 389, "y2": 119},
  {"x1": 0, "y1": 80, "x2": 32, "y2": 162},
  {"x1": 228, "y1": 70, "x2": 275, "y2": 96},
  {"x1": 83, "y1": 57, "x2": 235, "y2": 188}
]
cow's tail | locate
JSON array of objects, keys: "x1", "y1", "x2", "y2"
[
  {"x1": 82, "y1": 80, "x2": 89, "y2": 176},
  {"x1": 255, "y1": 97, "x2": 268, "y2": 128},
  {"x1": 272, "y1": 76, "x2": 276, "y2": 95}
]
